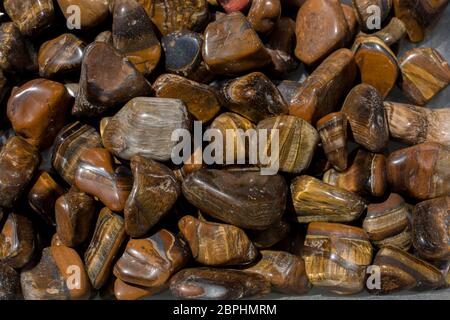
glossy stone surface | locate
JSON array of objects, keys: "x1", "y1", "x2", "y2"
[
  {"x1": 114, "y1": 229, "x2": 189, "y2": 288},
  {"x1": 74, "y1": 148, "x2": 132, "y2": 212},
  {"x1": 20, "y1": 246, "x2": 91, "y2": 300},
  {"x1": 291, "y1": 176, "x2": 366, "y2": 223},
  {"x1": 101, "y1": 97, "x2": 190, "y2": 161},
  {"x1": 124, "y1": 156, "x2": 180, "y2": 238},
  {"x1": 179, "y1": 215, "x2": 257, "y2": 266},
  {"x1": 289, "y1": 49, "x2": 356, "y2": 124},
  {"x1": 220, "y1": 72, "x2": 288, "y2": 123},
  {"x1": 364, "y1": 17, "x2": 406, "y2": 47},
  {"x1": 38, "y1": 33, "x2": 85, "y2": 78},
  {"x1": 385, "y1": 101, "x2": 450, "y2": 146},
  {"x1": 112, "y1": 0, "x2": 161, "y2": 76},
  {"x1": 0, "y1": 263, "x2": 21, "y2": 300},
  {"x1": 304, "y1": 222, "x2": 373, "y2": 294},
  {"x1": 0, "y1": 137, "x2": 40, "y2": 209},
  {"x1": 203, "y1": 12, "x2": 271, "y2": 75},
  {"x1": 294, "y1": 0, "x2": 350, "y2": 65},
  {"x1": 399, "y1": 47, "x2": 450, "y2": 106},
  {"x1": 170, "y1": 268, "x2": 271, "y2": 300},
  {"x1": 352, "y1": 0, "x2": 392, "y2": 32},
  {"x1": 84, "y1": 208, "x2": 126, "y2": 289},
  {"x1": 57, "y1": 0, "x2": 110, "y2": 29},
  {"x1": 114, "y1": 278, "x2": 163, "y2": 300},
  {"x1": 317, "y1": 112, "x2": 348, "y2": 171},
  {"x1": 248, "y1": 0, "x2": 281, "y2": 35},
  {"x1": 341, "y1": 84, "x2": 389, "y2": 153},
  {"x1": 256, "y1": 115, "x2": 319, "y2": 173},
  {"x1": 4, "y1": 0, "x2": 54, "y2": 36},
  {"x1": 218, "y1": 0, "x2": 251, "y2": 12},
  {"x1": 153, "y1": 74, "x2": 221, "y2": 123},
  {"x1": 182, "y1": 169, "x2": 287, "y2": 230},
  {"x1": 386, "y1": 142, "x2": 450, "y2": 200},
  {"x1": 73, "y1": 42, "x2": 152, "y2": 117},
  {"x1": 7, "y1": 79, "x2": 71, "y2": 149}
]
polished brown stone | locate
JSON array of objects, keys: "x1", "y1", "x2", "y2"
[
  {"x1": 248, "y1": 0, "x2": 281, "y2": 35},
  {"x1": 352, "y1": 0, "x2": 392, "y2": 32},
  {"x1": 342, "y1": 4, "x2": 358, "y2": 38},
  {"x1": 57, "y1": 0, "x2": 110, "y2": 29},
  {"x1": 361, "y1": 17, "x2": 407, "y2": 47},
  {"x1": 114, "y1": 278, "x2": 163, "y2": 300},
  {"x1": 4, "y1": 0, "x2": 54, "y2": 36},
  {"x1": 317, "y1": 112, "x2": 348, "y2": 171},
  {"x1": 0, "y1": 262, "x2": 21, "y2": 300}
]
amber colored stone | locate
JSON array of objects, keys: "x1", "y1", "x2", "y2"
[
  {"x1": 354, "y1": 37, "x2": 399, "y2": 98},
  {"x1": 257, "y1": 115, "x2": 319, "y2": 173},
  {"x1": 52, "y1": 122, "x2": 102, "y2": 185},
  {"x1": 294, "y1": 0, "x2": 350, "y2": 65},
  {"x1": 289, "y1": 49, "x2": 357, "y2": 124},
  {"x1": 20, "y1": 246, "x2": 91, "y2": 300},
  {"x1": 73, "y1": 42, "x2": 152, "y2": 117},
  {"x1": 218, "y1": 0, "x2": 251, "y2": 12},
  {"x1": 248, "y1": 0, "x2": 281, "y2": 35},
  {"x1": 114, "y1": 278, "x2": 163, "y2": 300},
  {"x1": 323, "y1": 149, "x2": 387, "y2": 197},
  {"x1": 4, "y1": 0, "x2": 54, "y2": 36},
  {"x1": 291, "y1": 175, "x2": 366, "y2": 223},
  {"x1": 0, "y1": 213, "x2": 34, "y2": 269},
  {"x1": 247, "y1": 250, "x2": 311, "y2": 295},
  {"x1": 57, "y1": 0, "x2": 109, "y2": 29},
  {"x1": 124, "y1": 156, "x2": 180, "y2": 238},
  {"x1": 0, "y1": 137, "x2": 40, "y2": 209},
  {"x1": 55, "y1": 190, "x2": 96, "y2": 247},
  {"x1": 112, "y1": 0, "x2": 161, "y2": 76},
  {"x1": 248, "y1": 220, "x2": 291, "y2": 249},
  {"x1": 341, "y1": 84, "x2": 389, "y2": 153},
  {"x1": 114, "y1": 229, "x2": 189, "y2": 288},
  {"x1": 220, "y1": 72, "x2": 288, "y2": 123},
  {"x1": 38, "y1": 33, "x2": 85, "y2": 78},
  {"x1": 85, "y1": 208, "x2": 126, "y2": 289},
  {"x1": 203, "y1": 12, "x2": 271, "y2": 75},
  {"x1": 399, "y1": 47, "x2": 450, "y2": 106},
  {"x1": 386, "y1": 142, "x2": 450, "y2": 200},
  {"x1": 182, "y1": 169, "x2": 287, "y2": 230},
  {"x1": 170, "y1": 268, "x2": 271, "y2": 299},
  {"x1": 28, "y1": 172, "x2": 65, "y2": 226},
  {"x1": 7, "y1": 79, "x2": 71, "y2": 149},
  {"x1": 153, "y1": 74, "x2": 221, "y2": 123},
  {"x1": 361, "y1": 17, "x2": 407, "y2": 47},
  {"x1": 75, "y1": 148, "x2": 132, "y2": 212},
  {"x1": 304, "y1": 222, "x2": 373, "y2": 294},
  {"x1": 0, "y1": 263, "x2": 21, "y2": 300},
  {"x1": 413, "y1": 197, "x2": 449, "y2": 261},
  {"x1": 352, "y1": 0, "x2": 392, "y2": 32}
]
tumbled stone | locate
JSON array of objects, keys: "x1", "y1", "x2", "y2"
[
  {"x1": 4, "y1": 0, "x2": 54, "y2": 36},
  {"x1": 248, "y1": 0, "x2": 282, "y2": 35}
]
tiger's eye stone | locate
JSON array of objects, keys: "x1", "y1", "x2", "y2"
[
  {"x1": 153, "y1": 74, "x2": 221, "y2": 123},
  {"x1": 38, "y1": 34, "x2": 85, "y2": 78},
  {"x1": 246, "y1": 250, "x2": 311, "y2": 295},
  {"x1": 21, "y1": 246, "x2": 91, "y2": 300},
  {"x1": 7, "y1": 79, "x2": 71, "y2": 149},
  {"x1": 85, "y1": 208, "x2": 126, "y2": 289},
  {"x1": 101, "y1": 97, "x2": 190, "y2": 161},
  {"x1": 353, "y1": 37, "x2": 399, "y2": 98},
  {"x1": 75, "y1": 148, "x2": 132, "y2": 212},
  {"x1": 0, "y1": 213, "x2": 34, "y2": 269},
  {"x1": 28, "y1": 172, "x2": 65, "y2": 226},
  {"x1": 256, "y1": 115, "x2": 319, "y2": 173},
  {"x1": 52, "y1": 122, "x2": 102, "y2": 185},
  {"x1": 55, "y1": 190, "x2": 96, "y2": 247},
  {"x1": 73, "y1": 42, "x2": 152, "y2": 117},
  {"x1": 291, "y1": 176, "x2": 367, "y2": 223},
  {"x1": 4, "y1": 0, "x2": 54, "y2": 36},
  {"x1": 203, "y1": 12, "x2": 271, "y2": 75},
  {"x1": 364, "y1": 17, "x2": 407, "y2": 47},
  {"x1": 369, "y1": 245, "x2": 445, "y2": 294},
  {"x1": 114, "y1": 229, "x2": 189, "y2": 288},
  {"x1": 179, "y1": 215, "x2": 257, "y2": 266},
  {"x1": 413, "y1": 197, "x2": 449, "y2": 261},
  {"x1": 57, "y1": 0, "x2": 110, "y2": 29},
  {"x1": 182, "y1": 169, "x2": 287, "y2": 230},
  {"x1": 341, "y1": 84, "x2": 389, "y2": 153},
  {"x1": 218, "y1": 0, "x2": 251, "y2": 12},
  {"x1": 248, "y1": 0, "x2": 281, "y2": 35},
  {"x1": 386, "y1": 142, "x2": 450, "y2": 200},
  {"x1": 0, "y1": 263, "x2": 21, "y2": 300},
  {"x1": 317, "y1": 112, "x2": 348, "y2": 171},
  {"x1": 124, "y1": 156, "x2": 180, "y2": 238},
  {"x1": 220, "y1": 72, "x2": 288, "y2": 123},
  {"x1": 0, "y1": 137, "x2": 40, "y2": 209},
  {"x1": 352, "y1": 0, "x2": 392, "y2": 32},
  {"x1": 248, "y1": 220, "x2": 291, "y2": 249},
  {"x1": 289, "y1": 49, "x2": 357, "y2": 124},
  {"x1": 363, "y1": 193, "x2": 412, "y2": 250},
  {"x1": 0, "y1": 22, "x2": 37, "y2": 73},
  {"x1": 323, "y1": 149, "x2": 387, "y2": 197},
  {"x1": 304, "y1": 222, "x2": 373, "y2": 294},
  {"x1": 112, "y1": 0, "x2": 161, "y2": 76},
  {"x1": 399, "y1": 47, "x2": 450, "y2": 106},
  {"x1": 114, "y1": 278, "x2": 163, "y2": 300},
  {"x1": 170, "y1": 268, "x2": 271, "y2": 300},
  {"x1": 294, "y1": 0, "x2": 350, "y2": 65},
  {"x1": 385, "y1": 101, "x2": 450, "y2": 147}
]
